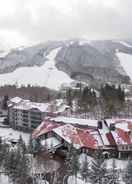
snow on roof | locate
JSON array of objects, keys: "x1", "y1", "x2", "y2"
[
  {"x1": 53, "y1": 124, "x2": 100, "y2": 149},
  {"x1": 13, "y1": 100, "x2": 51, "y2": 112},
  {"x1": 10, "y1": 97, "x2": 23, "y2": 104},
  {"x1": 111, "y1": 129, "x2": 131, "y2": 145},
  {"x1": 106, "y1": 118, "x2": 132, "y2": 127},
  {"x1": 32, "y1": 120, "x2": 61, "y2": 139},
  {"x1": 98, "y1": 122, "x2": 115, "y2": 146},
  {"x1": 116, "y1": 122, "x2": 129, "y2": 132},
  {"x1": 54, "y1": 99, "x2": 64, "y2": 106},
  {"x1": 106, "y1": 119, "x2": 132, "y2": 145},
  {"x1": 111, "y1": 122, "x2": 132, "y2": 145},
  {"x1": 50, "y1": 116, "x2": 98, "y2": 127},
  {"x1": 55, "y1": 104, "x2": 70, "y2": 113}
]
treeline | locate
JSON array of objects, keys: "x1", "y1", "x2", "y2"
[
  {"x1": 65, "y1": 147, "x2": 132, "y2": 184},
  {"x1": 0, "y1": 84, "x2": 57, "y2": 103},
  {"x1": 0, "y1": 136, "x2": 30, "y2": 184},
  {"x1": 32, "y1": 140, "x2": 132, "y2": 184},
  {"x1": 65, "y1": 83, "x2": 126, "y2": 118},
  {"x1": 1, "y1": 136, "x2": 132, "y2": 184},
  {"x1": 100, "y1": 84, "x2": 125, "y2": 117}
]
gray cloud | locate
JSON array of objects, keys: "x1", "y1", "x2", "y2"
[{"x1": 0, "y1": 0, "x2": 132, "y2": 48}]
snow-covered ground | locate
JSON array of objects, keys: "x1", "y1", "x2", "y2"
[
  {"x1": 105, "y1": 158, "x2": 128, "y2": 170},
  {"x1": 117, "y1": 52, "x2": 132, "y2": 80},
  {"x1": 68, "y1": 175, "x2": 91, "y2": 184},
  {"x1": 0, "y1": 174, "x2": 12, "y2": 184},
  {"x1": 0, "y1": 127, "x2": 29, "y2": 144},
  {"x1": 0, "y1": 174, "x2": 49, "y2": 184},
  {"x1": 0, "y1": 48, "x2": 73, "y2": 90}
]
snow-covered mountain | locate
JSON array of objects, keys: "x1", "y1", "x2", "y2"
[
  {"x1": 0, "y1": 48, "x2": 73, "y2": 90},
  {"x1": 0, "y1": 39, "x2": 132, "y2": 90}
]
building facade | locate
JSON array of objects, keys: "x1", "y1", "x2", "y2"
[
  {"x1": 8, "y1": 97, "x2": 71, "y2": 131},
  {"x1": 8, "y1": 97, "x2": 54, "y2": 131}
]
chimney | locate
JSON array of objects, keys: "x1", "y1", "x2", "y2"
[
  {"x1": 98, "y1": 121, "x2": 103, "y2": 129},
  {"x1": 110, "y1": 124, "x2": 116, "y2": 131}
]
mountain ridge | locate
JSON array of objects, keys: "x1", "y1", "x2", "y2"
[{"x1": 0, "y1": 39, "x2": 132, "y2": 89}]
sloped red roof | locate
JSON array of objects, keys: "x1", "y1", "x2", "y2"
[
  {"x1": 53, "y1": 124, "x2": 100, "y2": 149},
  {"x1": 32, "y1": 120, "x2": 61, "y2": 139},
  {"x1": 110, "y1": 119, "x2": 132, "y2": 145},
  {"x1": 116, "y1": 128, "x2": 132, "y2": 144},
  {"x1": 106, "y1": 132, "x2": 116, "y2": 146},
  {"x1": 77, "y1": 129, "x2": 98, "y2": 149}
]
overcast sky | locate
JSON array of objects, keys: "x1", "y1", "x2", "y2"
[{"x1": 0, "y1": 0, "x2": 131, "y2": 49}]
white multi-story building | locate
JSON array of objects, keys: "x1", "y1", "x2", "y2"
[
  {"x1": 8, "y1": 97, "x2": 53, "y2": 131},
  {"x1": 8, "y1": 97, "x2": 71, "y2": 131}
]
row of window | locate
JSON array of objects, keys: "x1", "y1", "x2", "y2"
[{"x1": 119, "y1": 145, "x2": 132, "y2": 151}]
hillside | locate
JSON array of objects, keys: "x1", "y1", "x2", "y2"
[{"x1": 0, "y1": 39, "x2": 132, "y2": 90}]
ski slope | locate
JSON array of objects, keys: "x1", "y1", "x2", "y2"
[
  {"x1": 0, "y1": 48, "x2": 73, "y2": 90},
  {"x1": 117, "y1": 52, "x2": 132, "y2": 81},
  {"x1": 119, "y1": 41, "x2": 132, "y2": 48}
]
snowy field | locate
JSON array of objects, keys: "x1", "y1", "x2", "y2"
[
  {"x1": 0, "y1": 127, "x2": 29, "y2": 144},
  {"x1": 0, "y1": 48, "x2": 73, "y2": 90}
]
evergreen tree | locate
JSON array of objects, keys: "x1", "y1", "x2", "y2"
[
  {"x1": 28, "y1": 134, "x2": 34, "y2": 154},
  {"x1": 2, "y1": 95, "x2": 9, "y2": 110},
  {"x1": 80, "y1": 155, "x2": 90, "y2": 183},
  {"x1": 66, "y1": 88, "x2": 73, "y2": 107},
  {"x1": 124, "y1": 160, "x2": 132, "y2": 184},
  {"x1": 90, "y1": 150, "x2": 108, "y2": 184},
  {"x1": 90, "y1": 159, "x2": 107, "y2": 184},
  {"x1": 18, "y1": 135, "x2": 27, "y2": 154},
  {"x1": 100, "y1": 84, "x2": 125, "y2": 117},
  {"x1": 108, "y1": 159, "x2": 119, "y2": 184},
  {"x1": 0, "y1": 141, "x2": 9, "y2": 168},
  {"x1": 65, "y1": 145, "x2": 80, "y2": 184},
  {"x1": 4, "y1": 143, "x2": 29, "y2": 184}
]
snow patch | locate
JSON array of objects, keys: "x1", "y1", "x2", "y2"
[
  {"x1": 0, "y1": 48, "x2": 73, "y2": 90},
  {"x1": 68, "y1": 175, "x2": 91, "y2": 184},
  {"x1": 79, "y1": 40, "x2": 91, "y2": 46},
  {"x1": 117, "y1": 52, "x2": 132, "y2": 80},
  {"x1": 120, "y1": 41, "x2": 132, "y2": 48},
  {"x1": 0, "y1": 50, "x2": 10, "y2": 58},
  {"x1": 0, "y1": 127, "x2": 29, "y2": 144}
]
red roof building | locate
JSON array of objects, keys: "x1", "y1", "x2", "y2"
[{"x1": 32, "y1": 120, "x2": 61, "y2": 139}]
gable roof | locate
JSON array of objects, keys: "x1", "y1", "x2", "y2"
[
  {"x1": 32, "y1": 120, "x2": 61, "y2": 139},
  {"x1": 53, "y1": 124, "x2": 102, "y2": 149}
]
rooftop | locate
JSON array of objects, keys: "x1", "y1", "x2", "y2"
[
  {"x1": 53, "y1": 124, "x2": 102, "y2": 149},
  {"x1": 50, "y1": 116, "x2": 98, "y2": 127},
  {"x1": 32, "y1": 120, "x2": 61, "y2": 139}
]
